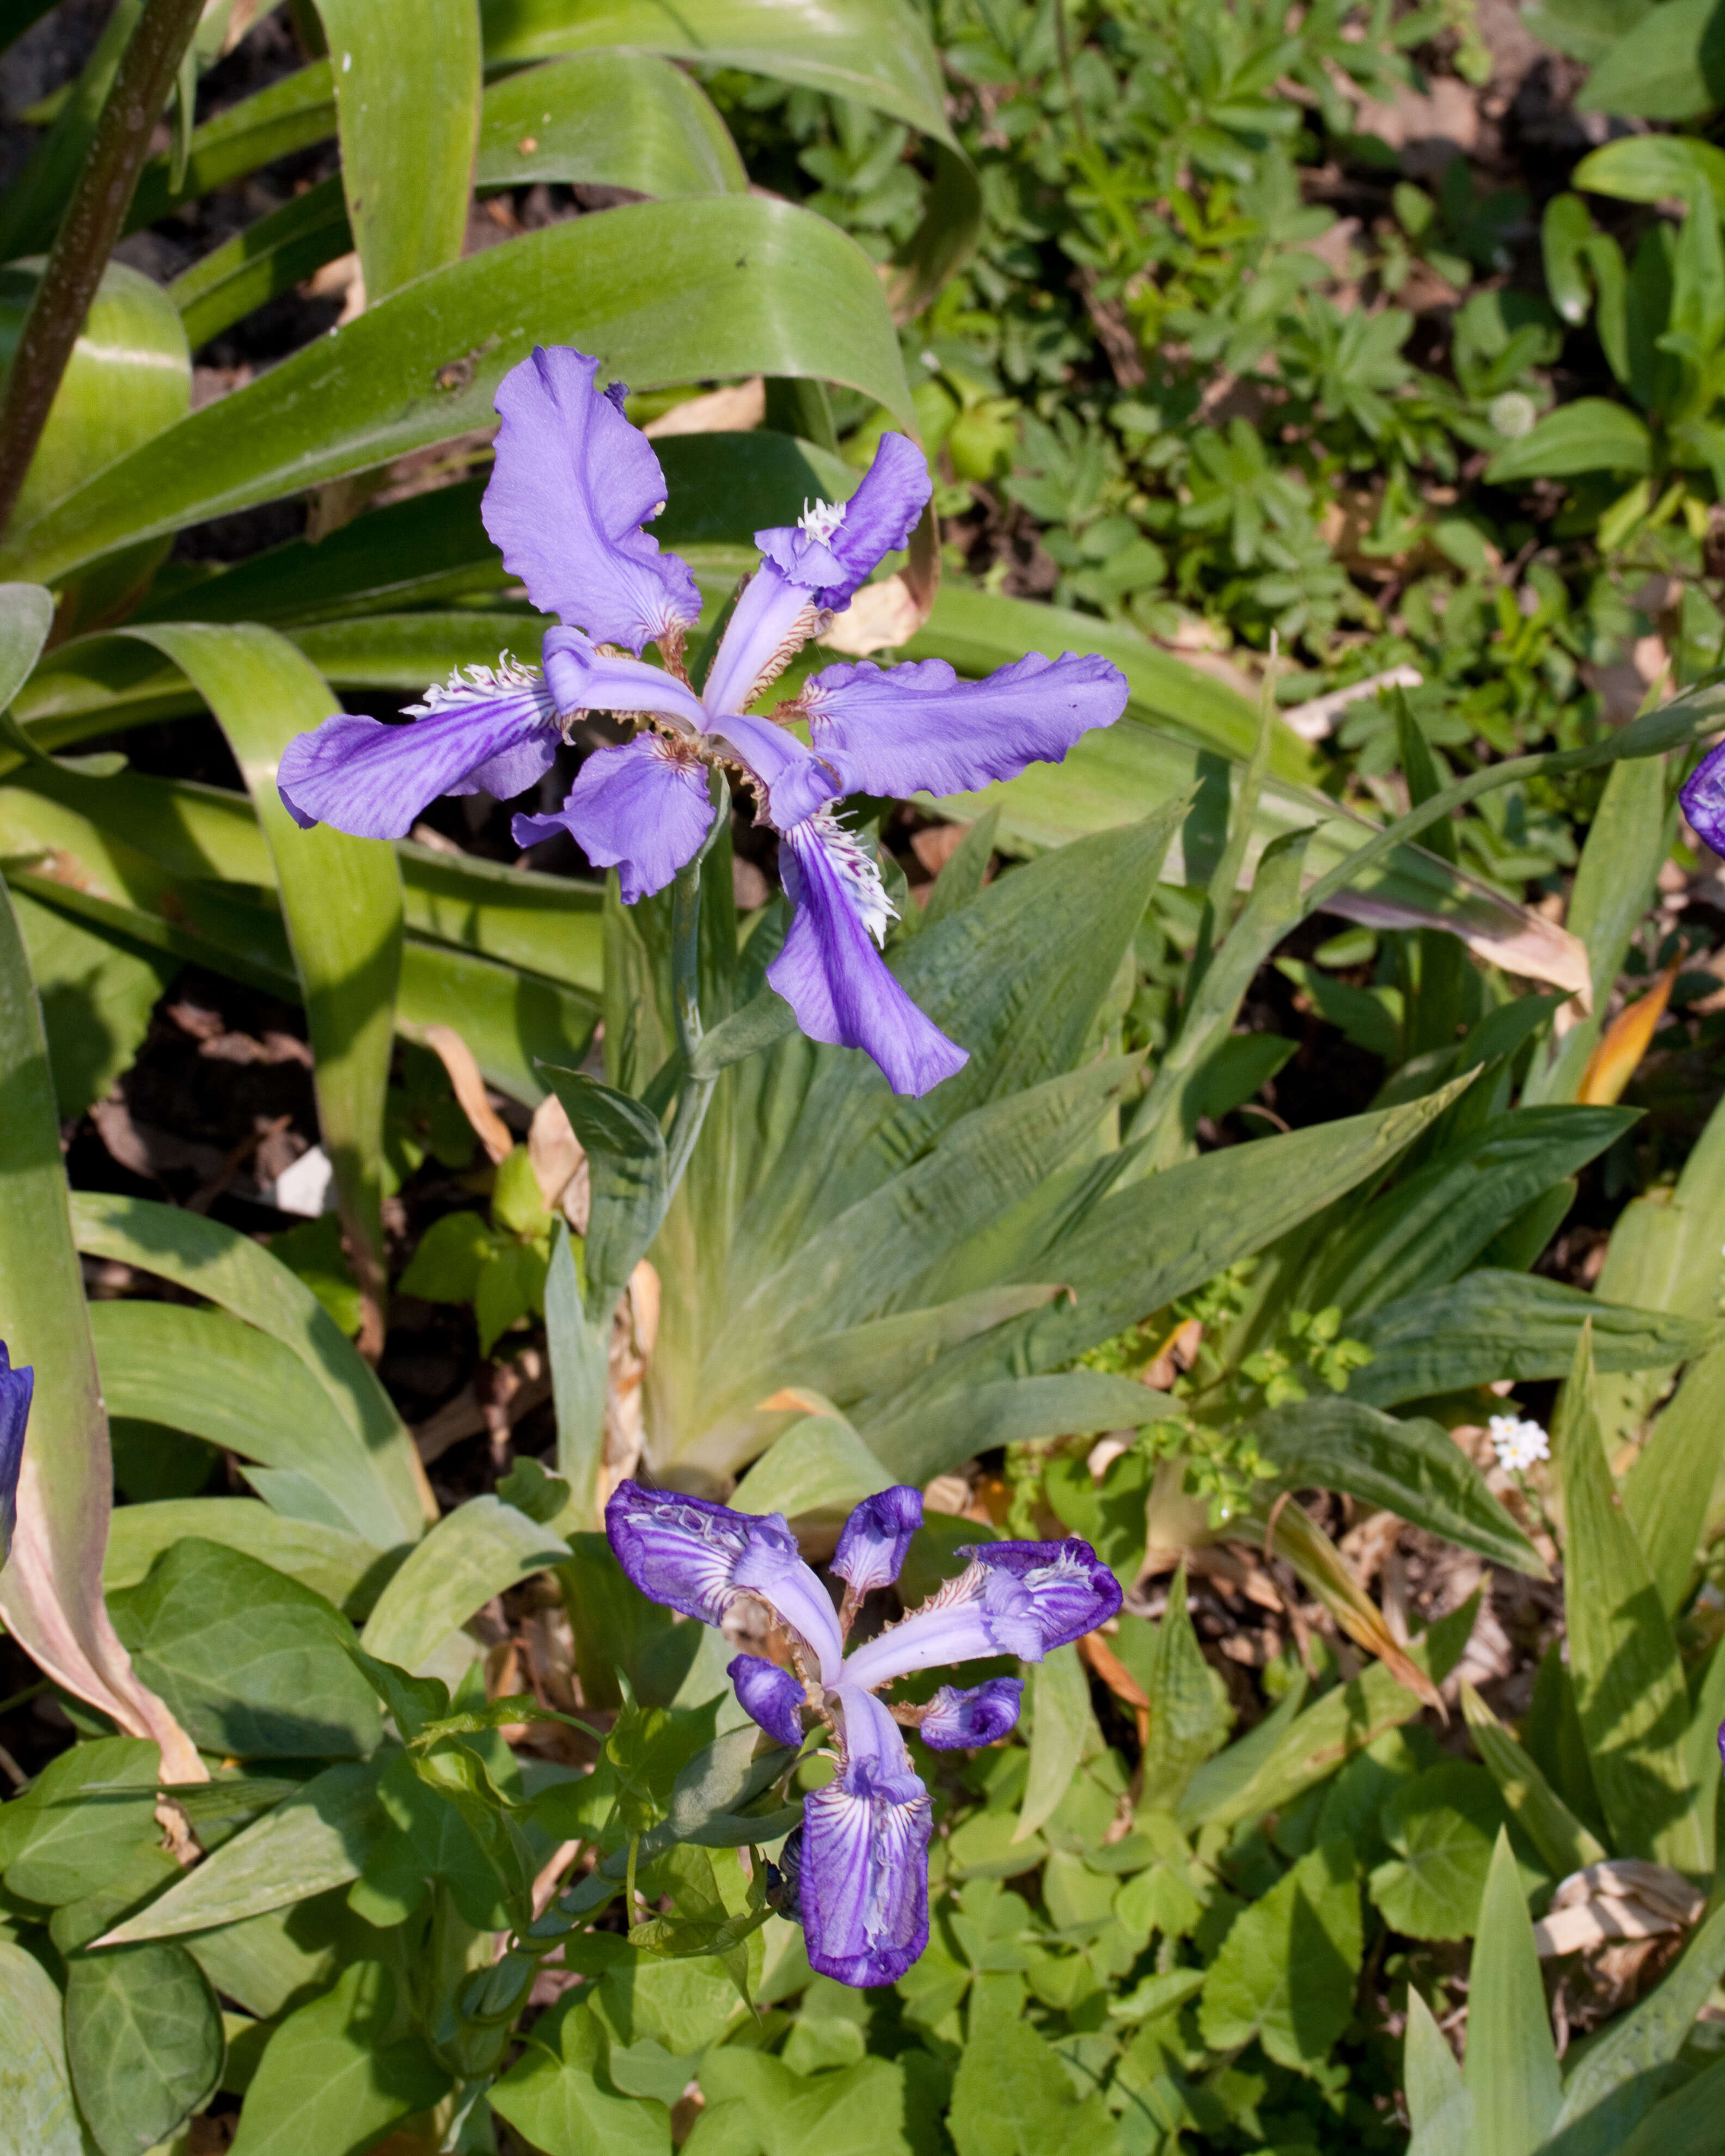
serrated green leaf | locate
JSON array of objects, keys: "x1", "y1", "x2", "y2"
[
  {"x1": 1369, "y1": 1763, "x2": 1504, "y2": 1940},
  {"x1": 1111, "y1": 1566, "x2": 1233, "y2": 1808},
  {"x1": 491, "y1": 1995, "x2": 672, "y2": 2155},
  {"x1": 108, "y1": 1538, "x2": 381, "y2": 1761},
  {"x1": 1200, "y1": 1838, "x2": 1362, "y2": 2069},
  {"x1": 64, "y1": 1941, "x2": 222, "y2": 2156},
  {"x1": 225, "y1": 1961, "x2": 448, "y2": 2156}
]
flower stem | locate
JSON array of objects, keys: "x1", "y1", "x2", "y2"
[
  {"x1": 662, "y1": 770, "x2": 730, "y2": 1195},
  {"x1": 0, "y1": 0, "x2": 205, "y2": 537}
]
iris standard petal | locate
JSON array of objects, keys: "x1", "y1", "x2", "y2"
[
  {"x1": 700, "y1": 564, "x2": 817, "y2": 721},
  {"x1": 603, "y1": 1482, "x2": 846, "y2": 1680},
  {"x1": 728, "y1": 1654, "x2": 806, "y2": 1749},
  {"x1": 0, "y1": 1340, "x2": 32, "y2": 1568},
  {"x1": 481, "y1": 346, "x2": 701, "y2": 653},
  {"x1": 804, "y1": 650, "x2": 1129, "y2": 803},
  {"x1": 800, "y1": 1686, "x2": 932, "y2": 1987},
  {"x1": 514, "y1": 733, "x2": 713, "y2": 902},
  {"x1": 768, "y1": 819, "x2": 968, "y2": 1098},
  {"x1": 707, "y1": 710, "x2": 837, "y2": 830},
  {"x1": 754, "y1": 434, "x2": 932, "y2": 610},
  {"x1": 920, "y1": 1677, "x2": 1024, "y2": 1750},
  {"x1": 1680, "y1": 741, "x2": 1725, "y2": 855},
  {"x1": 278, "y1": 668, "x2": 561, "y2": 838},
  {"x1": 831, "y1": 1486, "x2": 923, "y2": 1597},
  {"x1": 540, "y1": 628, "x2": 709, "y2": 735},
  {"x1": 840, "y1": 1536, "x2": 1118, "y2": 1690}
]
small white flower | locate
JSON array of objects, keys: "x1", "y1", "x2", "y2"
[{"x1": 1488, "y1": 1413, "x2": 1550, "y2": 1474}]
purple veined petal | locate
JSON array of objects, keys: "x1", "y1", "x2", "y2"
[
  {"x1": 481, "y1": 346, "x2": 701, "y2": 653},
  {"x1": 840, "y1": 1536, "x2": 1120, "y2": 1690},
  {"x1": 727, "y1": 1653, "x2": 806, "y2": 1749},
  {"x1": 706, "y1": 710, "x2": 837, "y2": 830},
  {"x1": 277, "y1": 664, "x2": 560, "y2": 839},
  {"x1": 700, "y1": 564, "x2": 817, "y2": 720},
  {"x1": 603, "y1": 1481, "x2": 845, "y2": 1681},
  {"x1": 801, "y1": 1685, "x2": 932, "y2": 1987},
  {"x1": 513, "y1": 732, "x2": 713, "y2": 903},
  {"x1": 0, "y1": 1340, "x2": 33, "y2": 1568},
  {"x1": 768, "y1": 818, "x2": 968, "y2": 1099},
  {"x1": 920, "y1": 1676, "x2": 1024, "y2": 1750},
  {"x1": 831, "y1": 1486, "x2": 923, "y2": 1598},
  {"x1": 541, "y1": 627, "x2": 709, "y2": 736},
  {"x1": 803, "y1": 649, "x2": 1129, "y2": 803},
  {"x1": 754, "y1": 434, "x2": 932, "y2": 610},
  {"x1": 1680, "y1": 741, "x2": 1725, "y2": 855}
]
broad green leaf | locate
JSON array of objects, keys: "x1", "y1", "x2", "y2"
[
  {"x1": 1368, "y1": 1763, "x2": 1504, "y2": 1940},
  {"x1": 478, "y1": 52, "x2": 747, "y2": 195},
  {"x1": 225, "y1": 1962, "x2": 449, "y2": 2156},
  {"x1": 108, "y1": 1539, "x2": 382, "y2": 1760},
  {"x1": 1251, "y1": 1398, "x2": 1544, "y2": 1575},
  {"x1": 697, "y1": 2049, "x2": 912, "y2": 2156},
  {"x1": 104, "y1": 1499, "x2": 381, "y2": 1613},
  {"x1": 0, "y1": 875, "x2": 199, "y2": 1777},
  {"x1": 358, "y1": 1495, "x2": 567, "y2": 1675},
  {"x1": 1614, "y1": 2055, "x2": 1725, "y2": 2156},
  {"x1": 1178, "y1": 1598, "x2": 1476, "y2": 1830},
  {"x1": 1464, "y1": 1830, "x2": 1561, "y2": 2156},
  {"x1": 1557, "y1": 1330, "x2": 1706, "y2": 1873},
  {"x1": 313, "y1": 0, "x2": 479, "y2": 299},
  {"x1": 125, "y1": 623, "x2": 402, "y2": 1351},
  {"x1": 69, "y1": 1191, "x2": 425, "y2": 1540},
  {"x1": 1524, "y1": 752, "x2": 1674, "y2": 1105},
  {"x1": 169, "y1": 175, "x2": 352, "y2": 351},
  {"x1": 1404, "y1": 1987, "x2": 1473, "y2": 2156},
  {"x1": 1301, "y1": 1106, "x2": 1635, "y2": 1318},
  {"x1": 1460, "y1": 1682, "x2": 1607, "y2": 1878},
  {"x1": 1579, "y1": 0, "x2": 1725, "y2": 118},
  {"x1": 1348, "y1": 1270, "x2": 1718, "y2": 1408},
  {"x1": 865, "y1": 1371, "x2": 1179, "y2": 1489},
  {"x1": 89, "y1": 1300, "x2": 409, "y2": 1551},
  {"x1": 1551, "y1": 1895, "x2": 1725, "y2": 2139},
  {"x1": 64, "y1": 1942, "x2": 222, "y2": 2156},
  {"x1": 0, "y1": 199, "x2": 914, "y2": 587},
  {"x1": 1484, "y1": 397, "x2": 1654, "y2": 482},
  {"x1": 1015, "y1": 1645, "x2": 1094, "y2": 1844},
  {"x1": 1198, "y1": 1838, "x2": 1363, "y2": 2069},
  {"x1": 492, "y1": 1996, "x2": 672, "y2": 2155},
  {"x1": 481, "y1": 0, "x2": 955, "y2": 143},
  {"x1": 0, "y1": 581, "x2": 52, "y2": 709},
  {"x1": 7, "y1": 882, "x2": 176, "y2": 1117},
  {"x1": 97, "y1": 1762, "x2": 388, "y2": 1946},
  {"x1": 0, "y1": 1940, "x2": 84, "y2": 2156},
  {"x1": 1, "y1": 1736, "x2": 162, "y2": 1905},
  {"x1": 729, "y1": 1408, "x2": 892, "y2": 1521},
  {"x1": 127, "y1": 62, "x2": 337, "y2": 231},
  {"x1": 929, "y1": 1081, "x2": 1476, "y2": 1393},
  {"x1": 944, "y1": 1992, "x2": 1117, "y2": 2156},
  {"x1": 1624, "y1": 1344, "x2": 1725, "y2": 1615},
  {"x1": 1576, "y1": 132, "x2": 1725, "y2": 206},
  {"x1": 1110, "y1": 1567, "x2": 1233, "y2": 1806}
]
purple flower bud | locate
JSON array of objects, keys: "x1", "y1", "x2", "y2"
[
  {"x1": 831, "y1": 1485, "x2": 923, "y2": 1598},
  {"x1": 920, "y1": 1676, "x2": 1024, "y2": 1750}
]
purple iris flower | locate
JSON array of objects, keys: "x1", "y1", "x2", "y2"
[
  {"x1": 0, "y1": 1340, "x2": 33, "y2": 1568},
  {"x1": 277, "y1": 346, "x2": 1129, "y2": 1098},
  {"x1": 1683, "y1": 745, "x2": 1725, "y2": 860},
  {"x1": 605, "y1": 1478, "x2": 1120, "y2": 1987}
]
